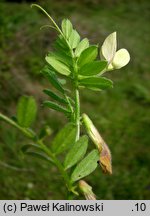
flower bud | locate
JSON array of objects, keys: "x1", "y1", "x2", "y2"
[
  {"x1": 82, "y1": 113, "x2": 104, "y2": 152},
  {"x1": 79, "y1": 180, "x2": 96, "y2": 200},
  {"x1": 99, "y1": 142, "x2": 112, "y2": 174},
  {"x1": 82, "y1": 113, "x2": 112, "y2": 174}
]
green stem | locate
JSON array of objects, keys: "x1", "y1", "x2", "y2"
[
  {"x1": 0, "y1": 113, "x2": 35, "y2": 139},
  {"x1": 0, "y1": 112, "x2": 72, "y2": 193},
  {"x1": 75, "y1": 89, "x2": 80, "y2": 141},
  {"x1": 38, "y1": 140, "x2": 71, "y2": 189}
]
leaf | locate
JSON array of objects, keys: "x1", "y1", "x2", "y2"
[
  {"x1": 61, "y1": 19, "x2": 73, "y2": 39},
  {"x1": 48, "y1": 51, "x2": 72, "y2": 67},
  {"x1": 79, "y1": 61, "x2": 107, "y2": 76},
  {"x1": 42, "y1": 66, "x2": 64, "y2": 93},
  {"x1": 43, "y1": 101, "x2": 71, "y2": 114},
  {"x1": 52, "y1": 123, "x2": 76, "y2": 154},
  {"x1": 68, "y1": 30, "x2": 80, "y2": 49},
  {"x1": 101, "y1": 32, "x2": 117, "y2": 63},
  {"x1": 21, "y1": 144, "x2": 43, "y2": 153},
  {"x1": 45, "y1": 56, "x2": 71, "y2": 76},
  {"x1": 64, "y1": 135, "x2": 88, "y2": 170},
  {"x1": 79, "y1": 77, "x2": 113, "y2": 90},
  {"x1": 78, "y1": 46, "x2": 98, "y2": 67},
  {"x1": 17, "y1": 96, "x2": 37, "y2": 128},
  {"x1": 55, "y1": 35, "x2": 69, "y2": 50},
  {"x1": 71, "y1": 149, "x2": 99, "y2": 182},
  {"x1": 43, "y1": 89, "x2": 68, "y2": 105},
  {"x1": 75, "y1": 38, "x2": 89, "y2": 57},
  {"x1": 25, "y1": 151, "x2": 53, "y2": 163}
]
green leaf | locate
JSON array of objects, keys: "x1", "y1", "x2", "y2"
[
  {"x1": 48, "y1": 51, "x2": 72, "y2": 67},
  {"x1": 79, "y1": 61, "x2": 107, "y2": 76},
  {"x1": 45, "y1": 56, "x2": 71, "y2": 76},
  {"x1": 68, "y1": 30, "x2": 80, "y2": 49},
  {"x1": 52, "y1": 123, "x2": 76, "y2": 154},
  {"x1": 43, "y1": 101, "x2": 71, "y2": 114},
  {"x1": 78, "y1": 46, "x2": 98, "y2": 67},
  {"x1": 71, "y1": 149, "x2": 99, "y2": 182},
  {"x1": 17, "y1": 96, "x2": 37, "y2": 128},
  {"x1": 43, "y1": 89, "x2": 68, "y2": 105},
  {"x1": 42, "y1": 67, "x2": 64, "y2": 93},
  {"x1": 21, "y1": 144, "x2": 43, "y2": 153},
  {"x1": 64, "y1": 135, "x2": 88, "y2": 170},
  {"x1": 55, "y1": 35, "x2": 69, "y2": 51},
  {"x1": 61, "y1": 19, "x2": 73, "y2": 39},
  {"x1": 25, "y1": 151, "x2": 53, "y2": 163},
  {"x1": 79, "y1": 77, "x2": 113, "y2": 90},
  {"x1": 75, "y1": 38, "x2": 89, "y2": 57}
]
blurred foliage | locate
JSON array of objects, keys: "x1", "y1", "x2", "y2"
[{"x1": 0, "y1": 0, "x2": 150, "y2": 199}]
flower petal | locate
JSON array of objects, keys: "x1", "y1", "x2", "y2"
[
  {"x1": 101, "y1": 32, "x2": 117, "y2": 63},
  {"x1": 112, "y1": 48, "x2": 130, "y2": 69}
]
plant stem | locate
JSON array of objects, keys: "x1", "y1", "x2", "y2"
[
  {"x1": 0, "y1": 112, "x2": 72, "y2": 193},
  {"x1": 75, "y1": 88, "x2": 80, "y2": 141},
  {"x1": 0, "y1": 113, "x2": 35, "y2": 139},
  {"x1": 38, "y1": 140, "x2": 71, "y2": 189}
]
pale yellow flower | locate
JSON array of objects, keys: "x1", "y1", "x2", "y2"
[{"x1": 101, "y1": 32, "x2": 130, "y2": 70}]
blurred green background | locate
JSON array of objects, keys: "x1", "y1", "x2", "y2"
[{"x1": 0, "y1": 0, "x2": 150, "y2": 199}]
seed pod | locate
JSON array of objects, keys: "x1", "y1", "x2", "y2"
[{"x1": 79, "y1": 180, "x2": 96, "y2": 200}]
